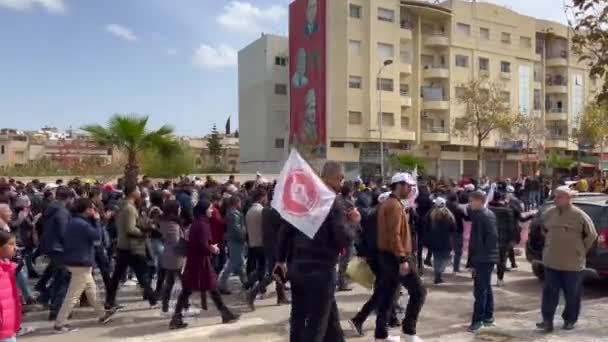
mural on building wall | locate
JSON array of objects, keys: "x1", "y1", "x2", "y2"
[{"x1": 289, "y1": 0, "x2": 326, "y2": 158}]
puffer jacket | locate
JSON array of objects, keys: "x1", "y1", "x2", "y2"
[{"x1": 0, "y1": 260, "x2": 21, "y2": 339}]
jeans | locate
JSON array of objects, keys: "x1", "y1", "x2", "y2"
[
  {"x1": 244, "y1": 247, "x2": 266, "y2": 290},
  {"x1": 156, "y1": 269, "x2": 181, "y2": 312},
  {"x1": 289, "y1": 263, "x2": 344, "y2": 342},
  {"x1": 338, "y1": 242, "x2": 354, "y2": 289},
  {"x1": 218, "y1": 241, "x2": 246, "y2": 291},
  {"x1": 472, "y1": 263, "x2": 495, "y2": 324},
  {"x1": 433, "y1": 251, "x2": 451, "y2": 281},
  {"x1": 213, "y1": 243, "x2": 227, "y2": 275},
  {"x1": 16, "y1": 267, "x2": 31, "y2": 299},
  {"x1": 528, "y1": 191, "x2": 541, "y2": 209},
  {"x1": 541, "y1": 267, "x2": 583, "y2": 324},
  {"x1": 150, "y1": 238, "x2": 164, "y2": 274},
  {"x1": 375, "y1": 252, "x2": 427, "y2": 338},
  {"x1": 23, "y1": 247, "x2": 37, "y2": 276},
  {"x1": 105, "y1": 250, "x2": 155, "y2": 308},
  {"x1": 0, "y1": 337, "x2": 16, "y2": 342},
  {"x1": 452, "y1": 232, "x2": 463, "y2": 272},
  {"x1": 48, "y1": 253, "x2": 71, "y2": 315},
  {"x1": 95, "y1": 246, "x2": 111, "y2": 292},
  {"x1": 497, "y1": 246, "x2": 509, "y2": 281},
  {"x1": 56, "y1": 266, "x2": 105, "y2": 326}
]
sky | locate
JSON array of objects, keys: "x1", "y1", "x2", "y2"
[{"x1": 0, "y1": 0, "x2": 569, "y2": 136}]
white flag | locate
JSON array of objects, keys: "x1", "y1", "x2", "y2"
[
  {"x1": 272, "y1": 149, "x2": 337, "y2": 239},
  {"x1": 406, "y1": 165, "x2": 419, "y2": 209}
]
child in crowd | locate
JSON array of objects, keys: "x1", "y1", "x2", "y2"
[{"x1": 0, "y1": 230, "x2": 21, "y2": 342}]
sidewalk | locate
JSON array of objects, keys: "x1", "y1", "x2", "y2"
[{"x1": 429, "y1": 298, "x2": 608, "y2": 342}]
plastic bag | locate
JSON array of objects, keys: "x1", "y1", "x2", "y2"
[{"x1": 346, "y1": 257, "x2": 375, "y2": 289}]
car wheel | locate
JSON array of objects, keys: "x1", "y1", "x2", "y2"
[{"x1": 532, "y1": 263, "x2": 544, "y2": 281}]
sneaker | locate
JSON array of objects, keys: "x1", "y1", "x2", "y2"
[
  {"x1": 467, "y1": 322, "x2": 483, "y2": 333},
  {"x1": 562, "y1": 321, "x2": 576, "y2": 331},
  {"x1": 536, "y1": 321, "x2": 554, "y2": 333},
  {"x1": 219, "y1": 289, "x2": 232, "y2": 295},
  {"x1": 183, "y1": 307, "x2": 201, "y2": 317},
  {"x1": 160, "y1": 310, "x2": 173, "y2": 318},
  {"x1": 483, "y1": 318, "x2": 496, "y2": 327},
  {"x1": 54, "y1": 325, "x2": 79, "y2": 334},
  {"x1": 123, "y1": 279, "x2": 138, "y2": 286},
  {"x1": 496, "y1": 279, "x2": 505, "y2": 287},
  {"x1": 433, "y1": 278, "x2": 444, "y2": 285},
  {"x1": 17, "y1": 326, "x2": 36, "y2": 337},
  {"x1": 348, "y1": 319, "x2": 364, "y2": 337},
  {"x1": 99, "y1": 307, "x2": 118, "y2": 324},
  {"x1": 404, "y1": 335, "x2": 425, "y2": 342},
  {"x1": 375, "y1": 335, "x2": 400, "y2": 342}
]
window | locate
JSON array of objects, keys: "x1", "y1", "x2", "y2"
[
  {"x1": 400, "y1": 83, "x2": 409, "y2": 96},
  {"x1": 330, "y1": 141, "x2": 345, "y2": 148},
  {"x1": 479, "y1": 57, "x2": 489, "y2": 71},
  {"x1": 377, "y1": 7, "x2": 395, "y2": 23},
  {"x1": 349, "y1": 40, "x2": 362, "y2": 56},
  {"x1": 349, "y1": 75, "x2": 362, "y2": 89},
  {"x1": 501, "y1": 32, "x2": 511, "y2": 44},
  {"x1": 274, "y1": 83, "x2": 287, "y2": 94},
  {"x1": 401, "y1": 116, "x2": 410, "y2": 128},
  {"x1": 520, "y1": 36, "x2": 532, "y2": 49},
  {"x1": 500, "y1": 61, "x2": 511, "y2": 73},
  {"x1": 455, "y1": 55, "x2": 469, "y2": 67},
  {"x1": 0, "y1": 145, "x2": 4, "y2": 154},
  {"x1": 377, "y1": 78, "x2": 394, "y2": 92},
  {"x1": 275, "y1": 139, "x2": 285, "y2": 148},
  {"x1": 480, "y1": 27, "x2": 490, "y2": 40},
  {"x1": 381, "y1": 112, "x2": 395, "y2": 126},
  {"x1": 534, "y1": 89, "x2": 542, "y2": 110},
  {"x1": 455, "y1": 87, "x2": 466, "y2": 98},
  {"x1": 349, "y1": 4, "x2": 361, "y2": 18},
  {"x1": 274, "y1": 56, "x2": 287, "y2": 66},
  {"x1": 456, "y1": 23, "x2": 471, "y2": 36},
  {"x1": 377, "y1": 42, "x2": 394, "y2": 59},
  {"x1": 348, "y1": 111, "x2": 362, "y2": 125}
]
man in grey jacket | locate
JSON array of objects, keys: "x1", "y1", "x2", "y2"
[
  {"x1": 537, "y1": 186, "x2": 597, "y2": 333},
  {"x1": 218, "y1": 195, "x2": 247, "y2": 294}
]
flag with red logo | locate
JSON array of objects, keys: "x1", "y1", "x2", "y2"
[{"x1": 272, "y1": 149, "x2": 336, "y2": 239}]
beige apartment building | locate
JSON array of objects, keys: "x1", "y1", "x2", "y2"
[{"x1": 239, "y1": 0, "x2": 599, "y2": 178}]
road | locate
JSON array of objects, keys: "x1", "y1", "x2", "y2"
[{"x1": 20, "y1": 253, "x2": 608, "y2": 342}]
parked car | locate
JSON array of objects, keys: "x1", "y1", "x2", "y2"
[{"x1": 526, "y1": 193, "x2": 608, "y2": 281}]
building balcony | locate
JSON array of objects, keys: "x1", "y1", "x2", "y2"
[
  {"x1": 545, "y1": 109, "x2": 568, "y2": 121},
  {"x1": 423, "y1": 67, "x2": 449, "y2": 79},
  {"x1": 546, "y1": 57, "x2": 568, "y2": 67},
  {"x1": 500, "y1": 72, "x2": 512, "y2": 80},
  {"x1": 422, "y1": 99, "x2": 449, "y2": 110},
  {"x1": 545, "y1": 136, "x2": 569, "y2": 149},
  {"x1": 533, "y1": 81, "x2": 542, "y2": 89},
  {"x1": 421, "y1": 127, "x2": 449, "y2": 142},
  {"x1": 400, "y1": 94, "x2": 412, "y2": 107},
  {"x1": 399, "y1": 131, "x2": 416, "y2": 141},
  {"x1": 400, "y1": 62, "x2": 412, "y2": 74},
  {"x1": 546, "y1": 84, "x2": 568, "y2": 94},
  {"x1": 400, "y1": 21, "x2": 413, "y2": 40},
  {"x1": 423, "y1": 34, "x2": 449, "y2": 47}
]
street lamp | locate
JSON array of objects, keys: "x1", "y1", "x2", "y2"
[{"x1": 377, "y1": 59, "x2": 393, "y2": 180}]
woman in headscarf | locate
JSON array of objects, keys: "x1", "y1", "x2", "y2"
[
  {"x1": 425, "y1": 197, "x2": 457, "y2": 284},
  {"x1": 170, "y1": 199, "x2": 239, "y2": 330}
]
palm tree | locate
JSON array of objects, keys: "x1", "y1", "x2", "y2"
[{"x1": 82, "y1": 114, "x2": 180, "y2": 187}]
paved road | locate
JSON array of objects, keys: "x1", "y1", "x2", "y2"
[{"x1": 20, "y1": 254, "x2": 608, "y2": 342}]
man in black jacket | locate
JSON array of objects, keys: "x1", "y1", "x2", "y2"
[
  {"x1": 276, "y1": 161, "x2": 359, "y2": 342},
  {"x1": 467, "y1": 191, "x2": 499, "y2": 333},
  {"x1": 447, "y1": 193, "x2": 467, "y2": 273}
]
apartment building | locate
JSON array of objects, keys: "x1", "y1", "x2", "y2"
[
  {"x1": 238, "y1": 34, "x2": 290, "y2": 174},
  {"x1": 239, "y1": 0, "x2": 599, "y2": 178}
]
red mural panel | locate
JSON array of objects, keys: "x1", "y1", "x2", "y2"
[{"x1": 289, "y1": 0, "x2": 326, "y2": 158}]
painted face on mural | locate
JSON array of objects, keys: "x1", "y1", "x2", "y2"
[
  {"x1": 302, "y1": 88, "x2": 318, "y2": 143},
  {"x1": 292, "y1": 48, "x2": 309, "y2": 88},
  {"x1": 306, "y1": 0, "x2": 318, "y2": 25}
]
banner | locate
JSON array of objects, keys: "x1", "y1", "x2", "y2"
[
  {"x1": 289, "y1": 0, "x2": 326, "y2": 158},
  {"x1": 272, "y1": 149, "x2": 336, "y2": 239}
]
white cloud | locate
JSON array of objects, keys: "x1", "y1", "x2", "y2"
[
  {"x1": 166, "y1": 48, "x2": 179, "y2": 55},
  {"x1": 193, "y1": 44, "x2": 237, "y2": 70},
  {"x1": 105, "y1": 24, "x2": 138, "y2": 42},
  {"x1": 217, "y1": 1, "x2": 287, "y2": 34},
  {"x1": 0, "y1": 0, "x2": 66, "y2": 14}
]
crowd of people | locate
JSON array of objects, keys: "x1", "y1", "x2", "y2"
[{"x1": 0, "y1": 167, "x2": 600, "y2": 341}]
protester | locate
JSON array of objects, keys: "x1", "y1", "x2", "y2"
[
  {"x1": 209, "y1": 193, "x2": 227, "y2": 274},
  {"x1": 0, "y1": 230, "x2": 20, "y2": 342},
  {"x1": 277, "y1": 161, "x2": 359, "y2": 342},
  {"x1": 243, "y1": 189, "x2": 267, "y2": 298},
  {"x1": 446, "y1": 193, "x2": 467, "y2": 273},
  {"x1": 467, "y1": 191, "x2": 499, "y2": 333},
  {"x1": 426, "y1": 197, "x2": 456, "y2": 285},
  {"x1": 218, "y1": 195, "x2": 247, "y2": 294},
  {"x1": 54, "y1": 198, "x2": 116, "y2": 333},
  {"x1": 375, "y1": 173, "x2": 426, "y2": 341},
  {"x1": 337, "y1": 182, "x2": 357, "y2": 292},
  {"x1": 536, "y1": 186, "x2": 597, "y2": 333},
  {"x1": 105, "y1": 185, "x2": 157, "y2": 310},
  {"x1": 170, "y1": 200, "x2": 239, "y2": 329}
]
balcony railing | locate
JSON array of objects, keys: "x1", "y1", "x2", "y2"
[
  {"x1": 422, "y1": 125, "x2": 448, "y2": 133},
  {"x1": 546, "y1": 75, "x2": 567, "y2": 86},
  {"x1": 548, "y1": 107, "x2": 566, "y2": 113},
  {"x1": 547, "y1": 50, "x2": 568, "y2": 59},
  {"x1": 400, "y1": 20, "x2": 414, "y2": 30},
  {"x1": 547, "y1": 132, "x2": 567, "y2": 139}
]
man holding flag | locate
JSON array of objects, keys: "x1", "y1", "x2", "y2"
[{"x1": 274, "y1": 152, "x2": 360, "y2": 342}]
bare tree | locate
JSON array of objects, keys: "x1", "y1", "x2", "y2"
[
  {"x1": 454, "y1": 79, "x2": 516, "y2": 178},
  {"x1": 513, "y1": 112, "x2": 545, "y2": 173}
]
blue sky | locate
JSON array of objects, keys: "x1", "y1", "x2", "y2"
[{"x1": 0, "y1": 0, "x2": 566, "y2": 135}]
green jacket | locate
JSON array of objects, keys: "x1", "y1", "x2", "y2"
[
  {"x1": 542, "y1": 205, "x2": 598, "y2": 272},
  {"x1": 116, "y1": 201, "x2": 147, "y2": 256}
]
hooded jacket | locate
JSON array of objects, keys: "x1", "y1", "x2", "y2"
[{"x1": 39, "y1": 201, "x2": 71, "y2": 255}]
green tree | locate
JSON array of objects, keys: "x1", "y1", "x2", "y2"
[
  {"x1": 454, "y1": 79, "x2": 516, "y2": 178},
  {"x1": 568, "y1": 0, "x2": 608, "y2": 102},
  {"x1": 141, "y1": 145, "x2": 196, "y2": 179},
  {"x1": 579, "y1": 102, "x2": 608, "y2": 154},
  {"x1": 389, "y1": 153, "x2": 425, "y2": 174},
  {"x1": 207, "y1": 124, "x2": 223, "y2": 167},
  {"x1": 82, "y1": 114, "x2": 180, "y2": 187}
]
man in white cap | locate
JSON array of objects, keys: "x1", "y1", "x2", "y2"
[
  {"x1": 536, "y1": 186, "x2": 597, "y2": 333},
  {"x1": 375, "y1": 173, "x2": 426, "y2": 342}
]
